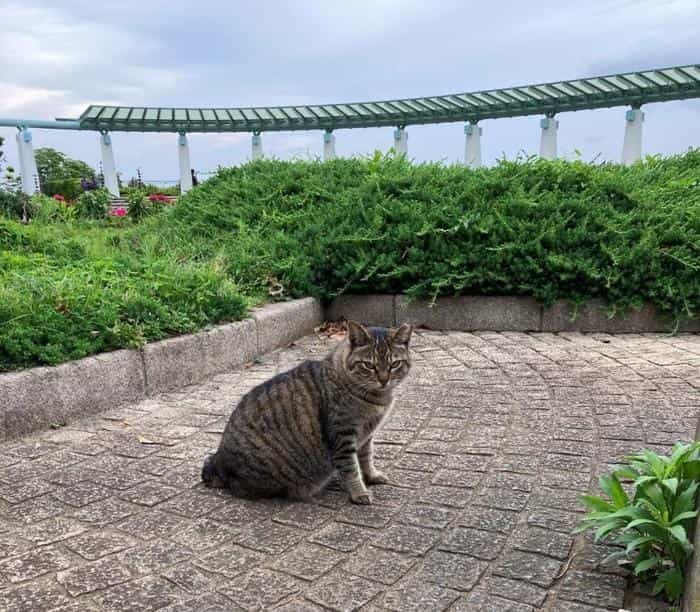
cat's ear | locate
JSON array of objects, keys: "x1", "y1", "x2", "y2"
[
  {"x1": 391, "y1": 322, "x2": 413, "y2": 346},
  {"x1": 347, "y1": 320, "x2": 371, "y2": 347}
]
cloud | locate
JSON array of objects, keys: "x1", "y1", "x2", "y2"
[{"x1": 1, "y1": 0, "x2": 699, "y2": 183}]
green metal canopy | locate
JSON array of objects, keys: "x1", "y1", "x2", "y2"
[{"x1": 78, "y1": 64, "x2": 700, "y2": 133}]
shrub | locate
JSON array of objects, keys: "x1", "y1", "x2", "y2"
[
  {"x1": 0, "y1": 189, "x2": 31, "y2": 220},
  {"x1": 75, "y1": 188, "x2": 110, "y2": 220},
  {"x1": 43, "y1": 177, "x2": 83, "y2": 201},
  {"x1": 169, "y1": 151, "x2": 700, "y2": 322},
  {"x1": 31, "y1": 194, "x2": 75, "y2": 224},
  {"x1": 576, "y1": 442, "x2": 700, "y2": 604},
  {"x1": 127, "y1": 189, "x2": 149, "y2": 221}
]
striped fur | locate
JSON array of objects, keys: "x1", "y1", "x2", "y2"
[{"x1": 202, "y1": 321, "x2": 412, "y2": 504}]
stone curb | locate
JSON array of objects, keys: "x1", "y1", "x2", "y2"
[
  {"x1": 0, "y1": 298, "x2": 322, "y2": 442},
  {"x1": 325, "y1": 295, "x2": 699, "y2": 333}
]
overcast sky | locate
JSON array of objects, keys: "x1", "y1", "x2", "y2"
[{"x1": 1, "y1": 0, "x2": 699, "y2": 185}]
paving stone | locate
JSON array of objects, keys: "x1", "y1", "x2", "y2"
[
  {"x1": 527, "y1": 507, "x2": 582, "y2": 533},
  {"x1": 161, "y1": 562, "x2": 213, "y2": 594},
  {"x1": 474, "y1": 487, "x2": 530, "y2": 511},
  {"x1": 270, "y1": 542, "x2": 345, "y2": 581},
  {"x1": 54, "y1": 480, "x2": 115, "y2": 507},
  {"x1": 380, "y1": 581, "x2": 461, "y2": 611},
  {"x1": 0, "y1": 478, "x2": 50, "y2": 504},
  {"x1": 558, "y1": 570, "x2": 627, "y2": 609},
  {"x1": 217, "y1": 568, "x2": 302, "y2": 611},
  {"x1": 236, "y1": 521, "x2": 305, "y2": 554},
  {"x1": 306, "y1": 570, "x2": 384, "y2": 611},
  {"x1": 156, "y1": 489, "x2": 226, "y2": 518},
  {"x1": 373, "y1": 523, "x2": 440, "y2": 556},
  {"x1": 115, "y1": 509, "x2": 184, "y2": 539},
  {"x1": 169, "y1": 517, "x2": 237, "y2": 552},
  {"x1": 21, "y1": 517, "x2": 87, "y2": 545},
  {"x1": 493, "y1": 550, "x2": 564, "y2": 588},
  {"x1": 0, "y1": 543, "x2": 73, "y2": 583},
  {"x1": 459, "y1": 506, "x2": 519, "y2": 534},
  {"x1": 118, "y1": 481, "x2": 181, "y2": 507},
  {"x1": 439, "y1": 526, "x2": 507, "y2": 560},
  {"x1": 418, "y1": 550, "x2": 486, "y2": 591},
  {"x1": 513, "y1": 526, "x2": 574, "y2": 560},
  {"x1": 455, "y1": 590, "x2": 535, "y2": 612},
  {"x1": 56, "y1": 555, "x2": 133, "y2": 596},
  {"x1": 193, "y1": 544, "x2": 266, "y2": 579},
  {"x1": 343, "y1": 546, "x2": 417, "y2": 585},
  {"x1": 308, "y1": 521, "x2": 370, "y2": 552},
  {"x1": 0, "y1": 579, "x2": 70, "y2": 612},
  {"x1": 0, "y1": 532, "x2": 33, "y2": 559},
  {"x1": 415, "y1": 484, "x2": 474, "y2": 508},
  {"x1": 272, "y1": 502, "x2": 336, "y2": 530},
  {"x1": 398, "y1": 503, "x2": 456, "y2": 529},
  {"x1": 69, "y1": 496, "x2": 141, "y2": 525},
  {"x1": 488, "y1": 576, "x2": 548, "y2": 607},
  {"x1": 336, "y1": 503, "x2": 397, "y2": 529},
  {"x1": 95, "y1": 576, "x2": 181, "y2": 611},
  {"x1": 431, "y1": 468, "x2": 481, "y2": 488},
  {"x1": 118, "y1": 539, "x2": 191, "y2": 576}
]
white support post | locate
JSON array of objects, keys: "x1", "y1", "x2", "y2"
[
  {"x1": 539, "y1": 114, "x2": 558, "y2": 159},
  {"x1": 393, "y1": 127, "x2": 408, "y2": 155},
  {"x1": 16, "y1": 128, "x2": 40, "y2": 195},
  {"x1": 622, "y1": 107, "x2": 644, "y2": 165},
  {"x1": 251, "y1": 132, "x2": 263, "y2": 160},
  {"x1": 99, "y1": 131, "x2": 119, "y2": 196},
  {"x1": 464, "y1": 122, "x2": 482, "y2": 168},
  {"x1": 323, "y1": 130, "x2": 336, "y2": 160},
  {"x1": 178, "y1": 132, "x2": 193, "y2": 194}
]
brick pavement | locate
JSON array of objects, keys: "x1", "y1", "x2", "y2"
[{"x1": 0, "y1": 331, "x2": 698, "y2": 611}]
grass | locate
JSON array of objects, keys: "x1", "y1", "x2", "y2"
[{"x1": 1, "y1": 150, "x2": 699, "y2": 371}]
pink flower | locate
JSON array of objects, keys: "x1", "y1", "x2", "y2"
[
  {"x1": 53, "y1": 194, "x2": 65, "y2": 201},
  {"x1": 112, "y1": 207, "x2": 127, "y2": 217}
]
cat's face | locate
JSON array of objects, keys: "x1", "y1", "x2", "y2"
[{"x1": 345, "y1": 321, "x2": 412, "y2": 391}]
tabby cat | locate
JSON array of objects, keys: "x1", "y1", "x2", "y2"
[{"x1": 201, "y1": 321, "x2": 412, "y2": 504}]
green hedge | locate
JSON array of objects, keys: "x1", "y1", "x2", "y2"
[
  {"x1": 169, "y1": 151, "x2": 699, "y2": 318},
  {"x1": 1, "y1": 151, "x2": 698, "y2": 371}
]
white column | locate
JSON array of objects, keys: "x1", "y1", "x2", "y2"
[
  {"x1": 251, "y1": 132, "x2": 263, "y2": 160},
  {"x1": 99, "y1": 132, "x2": 119, "y2": 196},
  {"x1": 323, "y1": 130, "x2": 336, "y2": 160},
  {"x1": 622, "y1": 108, "x2": 644, "y2": 165},
  {"x1": 178, "y1": 132, "x2": 193, "y2": 194},
  {"x1": 539, "y1": 115, "x2": 558, "y2": 159},
  {"x1": 16, "y1": 128, "x2": 40, "y2": 195},
  {"x1": 464, "y1": 122, "x2": 482, "y2": 168},
  {"x1": 393, "y1": 127, "x2": 408, "y2": 155}
]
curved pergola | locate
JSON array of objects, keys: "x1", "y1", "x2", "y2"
[
  {"x1": 74, "y1": 65, "x2": 700, "y2": 133},
  {"x1": 1, "y1": 64, "x2": 699, "y2": 196}
]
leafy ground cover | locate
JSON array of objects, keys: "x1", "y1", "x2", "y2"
[{"x1": 1, "y1": 151, "x2": 698, "y2": 371}]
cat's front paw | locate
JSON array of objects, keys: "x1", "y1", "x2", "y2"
[
  {"x1": 350, "y1": 490, "x2": 372, "y2": 505},
  {"x1": 365, "y1": 471, "x2": 391, "y2": 486}
]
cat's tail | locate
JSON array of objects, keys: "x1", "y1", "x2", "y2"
[{"x1": 201, "y1": 453, "x2": 226, "y2": 489}]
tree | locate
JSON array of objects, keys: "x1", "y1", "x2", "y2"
[
  {"x1": 34, "y1": 147, "x2": 96, "y2": 198},
  {"x1": 35, "y1": 147, "x2": 95, "y2": 182}
]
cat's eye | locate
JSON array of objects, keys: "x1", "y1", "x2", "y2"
[
  {"x1": 360, "y1": 361, "x2": 375, "y2": 370},
  {"x1": 390, "y1": 361, "x2": 403, "y2": 369}
]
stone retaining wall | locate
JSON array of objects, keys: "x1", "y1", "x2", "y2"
[
  {"x1": 0, "y1": 298, "x2": 322, "y2": 441},
  {"x1": 326, "y1": 294, "x2": 699, "y2": 333}
]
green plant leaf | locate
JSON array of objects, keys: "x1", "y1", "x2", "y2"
[
  {"x1": 635, "y1": 556, "x2": 659, "y2": 575},
  {"x1": 625, "y1": 535, "x2": 656, "y2": 555},
  {"x1": 668, "y1": 525, "x2": 690, "y2": 547},
  {"x1": 653, "y1": 567, "x2": 684, "y2": 600},
  {"x1": 670, "y1": 510, "x2": 698, "y2": 525},
  {"x1": 661, "y1": 478, "x2": 679, "y2": 495},
  {"x1": 580, "y1": 495, "x2": 615, "y2": 513}
]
